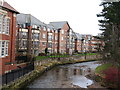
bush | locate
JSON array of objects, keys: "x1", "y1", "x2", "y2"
[
  {"x1": 38, "y1": 53, "x2": 46, "y2": 56},
  {"x1": 104, "y1": 67, "x2": 120, "y2": 84}
]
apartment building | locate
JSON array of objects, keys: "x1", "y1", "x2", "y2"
[
  {"x1": 75, "y1": 34, "x2": 92, "y2": 53},
  {"x1": 0, "y1": 0, "x2": 19, "y2": 75},
  {"x1": 50, "y1": 21, "x2": 70, "y2": 54},
  {"x1": 16, "y1": 13, "x2": 44, "y2": 62},
  {"x1": 81, "y1": 34, "x2": 92, "y2": 52},
  {"x1": 39, "y1": 25, "x2": 47, "y2": 53},
  {"x1": 66, "y1": 28, "x2": 76, "y2": 54},
  {"x1": 39, "y1": 23, "x2": 59, "y2": 54},
  {"x1": 75, "y1": 33, "x2": 82, "y2": 53},
  {"x1": 46, "y1": 24, "x2": 58, "y2": 53},
  {"x1": 90, "y1": 36, "x2": 104, "y2": 52}
]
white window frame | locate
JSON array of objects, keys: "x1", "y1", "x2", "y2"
[
  {"x1": 55, "y1": 36, "x2": 58, "y2": 40},
  {"x1": 61, "y1": 37, "x2": 64, "y2": 40},
  {"x1": 43, "y1": 27, "x2": 46, "y2": 31},
  {"x1": 0, "y1": 15, "x2": 3, "y2": 33},
  {"x1": 1, "y1": 41, "x2": 5, "y2": 57},
  {"x1": 0, "y1": 41, "x2": 1, "y2": 57},
  {"x1": 5, "y1": 42, "x2": 8, "y2": 56},
  {"x1": 2, "y1": 16, "x2": 6, "y2": 34},
  {"x1": 42, "y1": 42, "x2": 46, "y2": 46},
  {"x1": 61, "y1": 30, "x2": 64, "y2": 34},
  {"x1": 6, "y1": 18, "x2": 10, "y2": 35},
  {"x1": 47, "y1": 28, "x2": 50, "y2": 32},
  {"x1": 0, "y1": 40, "x2": 9, "y2": 58},
  {"x1": 55, "y1": 30, "x2": 58, "y2": 33},
  {"x1": 0, "y1": 14, "x2": 10, "y2": 35},
  {"x1": 43, "y1": 34, "x2": 46, "y2": 38}
]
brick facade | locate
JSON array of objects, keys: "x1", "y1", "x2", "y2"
[{"x1": 0, "y1": 1, "x2": 19, "y2": 75}]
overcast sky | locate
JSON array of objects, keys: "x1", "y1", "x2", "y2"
[{"x1": 5, "y1": 0, "x2": 103, "y2": 36}]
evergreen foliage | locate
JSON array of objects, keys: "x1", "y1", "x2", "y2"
[{"x1": 97, "y1": 2, "x2": 120, "y2": 64}]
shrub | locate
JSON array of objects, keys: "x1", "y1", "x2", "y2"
[
  {"x1": 103, "y1": 67, "x2": 120, "y2": 88},
  {"x1": 38, "y1": 53, "x2": 46, "y2": 56}
]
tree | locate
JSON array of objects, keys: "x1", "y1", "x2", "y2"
[
  {"x1": 97, "y1": 2, "x2": 120, "y2": 64},
  {"x1": 45, "y1": 48, "x2": 48, "y2": 55},
  {"x1": 97, "y1": 2, "x2": 120, "y2": 88}
]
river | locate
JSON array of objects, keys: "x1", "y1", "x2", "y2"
[{"x1": 27, "y1": 61, "x2": 104, "y2": 88}]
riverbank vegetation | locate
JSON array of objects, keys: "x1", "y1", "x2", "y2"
[
  {"x1": 97, "y1": 1, "x2": 120, "y2": 88},
  {"x1": 95, "y1": 63, "x2": 120, "y2": 88},
  {"x1": 36, "y1": 53, "x2": 97, "y2": 60}
]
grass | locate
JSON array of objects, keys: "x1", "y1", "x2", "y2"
[
  {"x1": 36, "y1": 53, "x2": 97, "y2": 60},
  {"x1": 75, "y1": 53, "x2": 97, "y2": 56},
  {"x1": 35, "y1": 54, "x2": 69, "y2": 60},
  {"x1": 36, "y1": 56, "x2": 48, "y2": 60},
  {"x1": 95, "y1": 63, "x2": 112, "y2": 76}
]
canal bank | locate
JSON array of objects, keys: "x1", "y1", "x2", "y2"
[
  {"x1": 2, "y1": 55, "x2": 101, "y2": 89},
  {"x1": 28, "y1": 61, "x2": 103, "y2": 88}
]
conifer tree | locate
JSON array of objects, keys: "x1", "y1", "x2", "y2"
[{"x1": 97, "y1": 2, "x2": 120, "y2": 64}]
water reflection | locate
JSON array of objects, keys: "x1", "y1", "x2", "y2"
[{"x1": 28, "y1": 61, "x2": 101, "y2": 88}]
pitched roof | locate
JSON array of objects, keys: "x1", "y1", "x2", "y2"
[
  {"x1": 17, "y1": 13, "x2": 45, "y2": 26},
  {"x1": 50, "y1": 21, "x2": 68, "y2": 29},
  {"x1": 46, "y1": 24, "x2": 54, "y2": 30},
  {"x1": 1, "y1": 1, "x2": 19, "y2": 13}
]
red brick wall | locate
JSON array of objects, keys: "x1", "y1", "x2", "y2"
[
  {"x1": 75, "y1": 39, "x2": 82, "y2": 52},
  {"x1": 58, "y1": 23, "x2": 69, "y2": 54},
  {"x1": 39, "y1": 27, "x2": 47, "y2": 53},
  {"x1": 0, "y1": 11, "x2": 17, "y2": 75}
]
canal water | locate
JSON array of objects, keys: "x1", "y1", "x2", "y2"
[{"x1": 28, "y1": 61, "x2": 101, "y2": 88}]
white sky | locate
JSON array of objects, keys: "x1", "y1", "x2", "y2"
[{"x1": 5, "y1": 0, "x2": 103, "y2": 36}]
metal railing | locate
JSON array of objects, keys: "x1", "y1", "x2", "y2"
[{"x1": 1, "y1": 63, "x2": 34, "y2": 85}]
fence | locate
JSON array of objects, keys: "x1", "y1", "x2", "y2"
[{"x1": 1, "y1": 63, "x2": 34, "y2": 85}]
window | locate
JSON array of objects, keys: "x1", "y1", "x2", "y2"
[
  {"x1": 62, "y1": 37, "x2": 64, "y2": 40},
  {"x1": 33, "y1": 33, "x2": 39, "y2": 39},
  {"x1": 43, "y1": 27, "x2": 46, "y2": 31},
  {"x1": 43, "y1": 34, "x2": 46, "y2": 38},
  {"x1": 32, "y1": 25, "x2": 37, "y2": 29},
  {"x1": 5, "y1": 42, "x2": 8, "y2": 56},
  {"x1": 48, "y1": 43, "x2": 52, "y2": 48},
  {"x1": 1, "y1": 41, "x2": 5, "y2": 56},
  {"x1": 48, "y1": 35, "x2": 52, "y2": 40},
  {"x1": 55, "y1": 36, "x2": 58, "y2": 40},
  {"x1": 2, "y1": 17, "x2": 6, "y2": 34},
  {"x1": 47, "y1": 28, "x2": 50, "y2": 32},
  {"x1": 34, "y1": 41, "x2": 39, "y2": 47},
  {"x1": 22, "y1": 40, "x2": 27, "y2": 47},
  {"x1": 42, "y1": 42, "x2": 46, "y2": 46},
  {"x1": 6, "y1": 18, "x2": 10, "y2": 34},
  {"x1": 22, "y1": 32, "x2": 27, "y2": 39},
  {"x1": 61, "y1": 30, "x2": 64, "y2": 34},
  {"x1": 0, "y1": 41, "x2": 9, "y2": 57},
  {"x1": 0, "y1": 0, "x2": 3, "y2": 6},
  {"x1": 0, "y1": 15, "x2": 3, "y2": 33},
  {"x1": 0, "y1": 15, "x2": 10, "y2": 35},
  {"x1": 55, "y1": 30, "x2": 58, "y2": 33},
  {"x1": 0, "y1": 41, "x2": 1, "y2": 57}
]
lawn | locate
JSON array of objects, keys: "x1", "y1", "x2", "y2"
[
  {"x1": 36, "y1": 53, "x2": 97, "y2": 60},
  {"x1": 75, "y1": 53, "x2": 97, "y2": 56},
  {"x1": 35, "y1": 54, "x2": 69, "y2": 60},
  {"x1": 95, "y1": 63, "x2": 112, "y2": 76}
]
